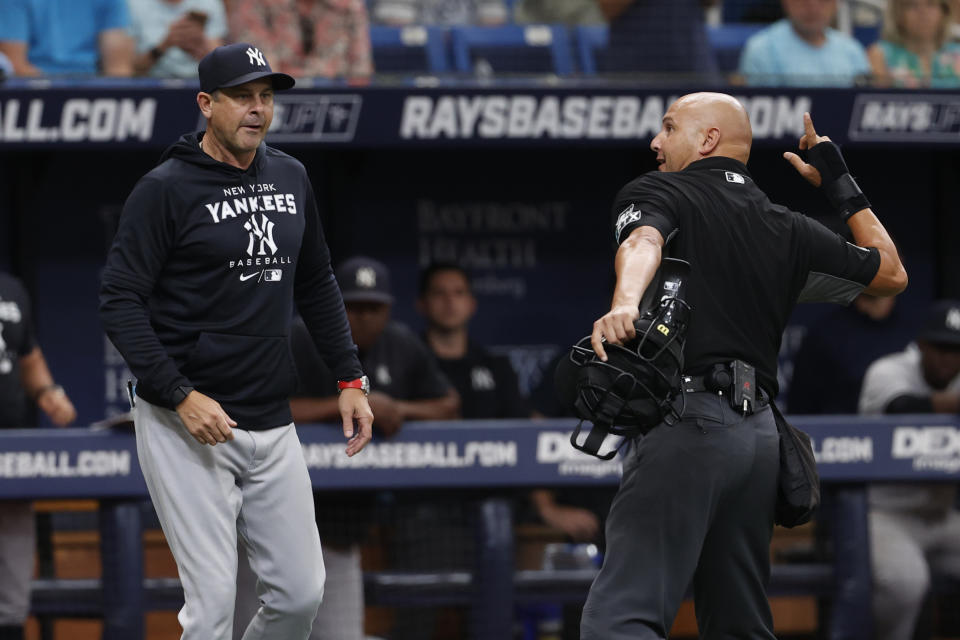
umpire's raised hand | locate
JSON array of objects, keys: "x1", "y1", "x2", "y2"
[
  {"x1": 176, "y1": 390, "x2": 237, "y2": 445},
  {"x1": 782, "y1": 112, "x2": 832, "y2": 187}
]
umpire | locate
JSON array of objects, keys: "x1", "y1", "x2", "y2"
[
  {"x1": 100, "y1": 43, "x2": 373, "y2": 640},
  {"x1": 581, "y1": 93, "x2": 907, "y2": 639}
]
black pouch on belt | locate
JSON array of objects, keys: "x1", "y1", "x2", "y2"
[{"x1": 770, "y1": 402, "x2": 820, "y2": 528}]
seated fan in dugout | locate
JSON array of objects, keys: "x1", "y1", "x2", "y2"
[{"x1": 556, "y1": 258, "x2": 691, "y2": 459}]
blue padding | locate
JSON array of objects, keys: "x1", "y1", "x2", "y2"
[
  {"x1": 369, "y1": 25, "x2": 449, "y2": 73},
  {"x1": 575, "y1": 24, "x2": 608, "y2": 75},
  {"x1": 450, "y1": 25, "x2": 574, "y2": 75}
]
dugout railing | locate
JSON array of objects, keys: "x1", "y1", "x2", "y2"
[{"x1": 2, "y1": 417, "x2": 957, "y2": 639}]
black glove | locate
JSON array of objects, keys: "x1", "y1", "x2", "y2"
[{"x1": 806, "y1": 141, "x2": 871, "y2": 221}]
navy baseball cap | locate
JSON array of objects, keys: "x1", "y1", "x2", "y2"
[
  {"x1": 337, "y1": 257, "x2": 394, "y2": 304},
  {"x1": 918, "y1": 300, "x2": 960, "y2": 346},
  {"x1": 198, "y1": 43, "x2": 295, "y2": 94}
]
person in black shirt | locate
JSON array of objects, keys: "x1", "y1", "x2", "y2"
[
  {"x1": 417, "y1": 262, "x2": 528, "y2": 419},
  {"x1": 580, "y1": 92, "x2": 907, "y2": 639},
  {"x1": 0, "y1": 272, "x2": 76, "y2": 640}
]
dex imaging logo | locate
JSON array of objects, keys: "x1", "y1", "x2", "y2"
[
  {"x1": 892, "y1": 426, "x2": 960, "y2": 472},
  {"x1": 536, "y1": 432, "x2": 621, "y2": 478},
  {"x1": 246, "y1": 47, "x2": 266, "y2": 67}
]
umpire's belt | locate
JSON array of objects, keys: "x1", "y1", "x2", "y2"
[{"x1": 681, "y1": 361, "x2": 769, "y2": 415}]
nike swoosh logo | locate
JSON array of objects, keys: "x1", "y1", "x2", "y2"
[{"x1": 239, "y1": 271, "x2": 261, "y2": 282}]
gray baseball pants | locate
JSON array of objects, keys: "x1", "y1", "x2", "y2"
[
  {"x1": 870, "y1": 507, "x2": 960, "y2": 640},
  {"x1": 235, "y1": 542, "x2": 365, "y2": 640},
  {"x1": 580, "y1": 391, "x2": 780, "y2": 640},
  {"x1": 0, "y1": 501, "x2": 33, "y2": 626},
  {"x1": 134, "y1": 398, "x2": 324, "y2": 640}
]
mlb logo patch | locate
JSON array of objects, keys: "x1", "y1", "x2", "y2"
[
  {"x1": 264, "y1": 269, "x2": 282, "y2": 282},
  {"x1": 725, "y1": 171, "x2": 745, "y2": 184}
]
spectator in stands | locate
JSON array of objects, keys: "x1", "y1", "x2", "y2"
[
  {"x1": 869, "y1": 0, "x2": 960, "y2": 87},
  {"x1": 951, "y1": 0, "x2": 960, "y2": 39},
  {"x1": 513, "y1": 0, "x2": 604, "y2": 25},
  {"x1": 0, "y1": 0, "x2": 134, "y2": 77},
  {"x1": 229, "y1": 0, "x2": 373, "y2": 81},
  {"x1": 234, "y1": 255, "x2": 457, "y2": 640},
  {"x1": 417, "y1": 262, "x2": 529, "y2": 419},
  {"x1": 787, "y1": 292, "x2": 913, "y2": 414},
  {"x1": 0, "y1": 271, "x2": 76, "y2": 640},
  {"x1": 738, "y1": 0, "x2": 870, "y2": 86},
  {"x1": 595, "y1": 0, "x2": 719, "y2": 76},
  {"x1": 128, "y1": 0, "x2": 227, "y2": 77},
  {"x1": 372, "y1": 0, "x2": 507, "y2": 25},
  {"x1": 0, "y1": 52, "x2": 13, "y2": 79},
  {"x1": 859, "y1": 299, "x2": 960, "y2": 640}
]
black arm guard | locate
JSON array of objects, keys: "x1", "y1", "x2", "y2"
[
  {"x1": 884, "y1": 394, "x2": 935, "y2": 414},
  {"x1": 806, "y1": 141, "x2": 871, "y2": 221}
]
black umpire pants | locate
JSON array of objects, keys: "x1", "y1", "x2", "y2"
[{"x1": 581, "y1": 391, "x2": 780, "y2": 640}]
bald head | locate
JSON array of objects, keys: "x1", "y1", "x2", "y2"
[{"x1": 650, "y1": 92, "x2": 752, "y2": 172}]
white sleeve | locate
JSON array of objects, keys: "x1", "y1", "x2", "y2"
[{"x1": 858, "y1": 356, "x2": 916, "y2": 415}]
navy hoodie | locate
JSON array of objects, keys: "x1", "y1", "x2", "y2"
[{"x1": 100, "y1": 132, "x2": 361, "y2": 429}]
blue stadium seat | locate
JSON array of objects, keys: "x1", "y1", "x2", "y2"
[
  {"x1": 369, "y1": 25, "x2": 449, "y2": 73},
  {"x1": 707, "y1": 23, "x2": 765, "y2": 73},
  {"x1": 450, "y1": 25, "x2": 574, "y2": 75},
  {"x1": 853, "y1": 24, "x2": 881, "y2": 48},
  {"x1": 575, "y1": 24, "x2": 608, "y2": 75}
]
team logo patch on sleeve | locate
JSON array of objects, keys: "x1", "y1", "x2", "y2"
[{"x1": 614, "y1": 203, "x2": 642, "y2": 241}]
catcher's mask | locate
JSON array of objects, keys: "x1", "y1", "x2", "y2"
[{"x1": 555, "y1": 258, "x2": 691, "y2": 459}]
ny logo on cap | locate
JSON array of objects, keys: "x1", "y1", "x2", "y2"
[
  {"x1": 356, "y1": 267, "x2": 377, "y2": 288},
  {"x1": 947, "y1": 308, "x2": 960, "y2": 331},
  {"x1": 246, "y1": 47, "x2": 266, "y2": 67}
]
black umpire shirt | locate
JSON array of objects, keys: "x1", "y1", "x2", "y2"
[
  {"x1": 613, "y1": 156, "x2": 881, "y2": 396},
  {"x1": 0, "y1": 273, "x2": 37, "y2": 429}
]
